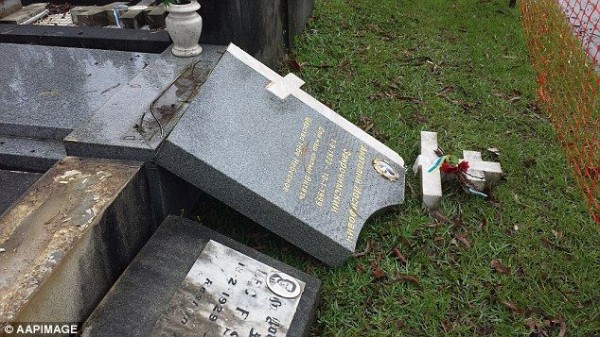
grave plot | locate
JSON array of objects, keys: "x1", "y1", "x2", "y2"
[
  {"x1": 0, "y1": 157, "x2": 156, "y2": 325},
  {"x1": 0, "y1": 43, "x2": 157, "y2": 141},
  {"x1": 0, "y1": 0, "x2": 315, "y2": 67},
  {"x1": 0, "y1": 40, "x2": 209, "y2": 224},
  {"x1": 64, "y1": 44, "x2": 225, "y2": 162},
  {"x1": 82, "y1": 216, "x2": 319, "y2": 337},
  {"x1": 156, "y1": 44, "x2": 407, "y2": 267},
  {"x1": 0, "y1": 43, "x2": 159, "y2": 171}
]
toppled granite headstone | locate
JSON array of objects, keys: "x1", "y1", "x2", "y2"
[{"x1": 156, "y1": 44, "x2": 406, "y2": 266}]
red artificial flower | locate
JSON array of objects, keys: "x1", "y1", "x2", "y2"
[{"x1": 440, "y1": 160, "x2": 470, "y2": 175}]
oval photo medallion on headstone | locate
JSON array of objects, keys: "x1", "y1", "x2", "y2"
[
  {"x1": 372, "y1": 158, "x2": 400, "y2": 181},
  {"x1": 266, "y1": 271, "x2": 302, "y2": 299}
]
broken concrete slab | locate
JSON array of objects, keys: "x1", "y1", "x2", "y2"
[
  {"x1": 64, "y1": 44, "x2": 225, "y2": 162},
  {"x1": 120, "y1": 8, "x2": 146, "y2": 29},
  {"x1": 71, "y1": 6, "x2": 108, "y2": 27},
  {"x1": 0, "y1": 3, "x2": 47, "y2": 24},
  {"x1": 0, "y1": 0, "x2": 22, "y2": 19},
  {"x1": 0, "y1": 43, "x2": 159, "y2": 141},
  {"x1": 81, "y1": 215, "x2": 319, "y2": 337},
  {"x1": 156, "y1": 44, "x2": 406, "y2": 267},
  {"x1": 0, "y1": 169, "x2": 41, "y2": 216},
  {"x1": 0, "y1": 157, "x2": 157, "y2": 325},
  {"x1": 146, "y1": 5, "x2": 166, "y2": 29}
]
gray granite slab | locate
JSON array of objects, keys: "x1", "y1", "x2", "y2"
[
  {"x1": 156, "y1": 44, "x2": 406, "y2": 267},
  {"x1": 0, "y1": 169, "x2": 41, "y2": 216},
  {"x1": 81, "y1": 215, "x2": 319, "y2": 337},
  {"x1": 0, "y1": 157, "x2": 157, "y2": 325},
  {"x1": 0, "y1": 43, "x2": 159, "y2": 141},
  {"x1": 0, "y1": 135, "x2": 66, "y2": 171},
  {"x1": 64, "y1": 44, "x2": 226, "y2": 162}
]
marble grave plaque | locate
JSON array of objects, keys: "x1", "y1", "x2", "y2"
[
  {"x1": 150, "y1": 240, "x2": 304, "y2": 337},
  {"x1": 156, "y1": 43, "x2": 407, "y2": 266},
  {"x1": 81, "y1": 215, "x2": 320, "y2": 337}
]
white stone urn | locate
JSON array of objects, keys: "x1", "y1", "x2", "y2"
[{"x1": 165, "y1": 0, "x2": 203, "y2": 57}]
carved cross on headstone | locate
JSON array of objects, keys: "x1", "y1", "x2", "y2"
[
  {"x1": 413, "y1": 131, "x2": 503, "y2": 210},
  {"x1": 266, "y1": 73, "x2": 305, "y2": 99}
]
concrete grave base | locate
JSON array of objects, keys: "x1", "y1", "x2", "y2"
[{"x1": 0, "y1": 157, "x2": 157, "y2": 325}]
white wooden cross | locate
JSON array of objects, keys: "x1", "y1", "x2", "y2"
[
  {"x1": 412, "y1": 131, "x2": 443, "y2": 209},
  {"x1": 413, "y1": 131, "x2": 503, "y2": 210},
  {"x1": 266, "y1": 73, "x2": 305, "y2": 99},
  {"x1": 462, "y1": 150, "x2": 502, "y2": 191}
]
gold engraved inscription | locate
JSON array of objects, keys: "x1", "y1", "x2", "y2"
[{"x1": 281, "y1": 118, "x2": 370, "y2": 243}]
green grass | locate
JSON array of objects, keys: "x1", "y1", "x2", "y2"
[{"x1": 194, "y1": 0, "x2": 600, "y2": 335}]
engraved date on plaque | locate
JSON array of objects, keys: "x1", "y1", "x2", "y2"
[{"x1": 149, "y1": 240, "x2": 305, "y2": 337}]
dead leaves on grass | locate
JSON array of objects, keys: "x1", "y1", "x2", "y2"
[
  {"x1": 353, "y1": 238, "x2": 373, "y2": 257},
  {"x1": 390, "y1": 247, "x2": 408, "y2": 265},
  {"x1": 356, "y1": 115, "x2": 388, "y2": 142},
  {"x1": 526, "y1": 317, "x2": 567, "y2": 337},
  {"x1": 490, "y1": 259, "x2": 511, "y2": 275}
]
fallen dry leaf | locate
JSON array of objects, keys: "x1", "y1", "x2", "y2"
[
  {"x1": 555, "y1": 317, "x2": 567, "y2": 337},
  {"x1": 502, "y1": 300, "x2": 522, "y2": 313},
  {"x1": 429, "y1": 210, "x2": 450, "y2": 224},
  {"x1": 487, "y1": 147, "x2": 500, "y2": 156},
  {"x1": 353, "y1": 238, "x2": 373, "y2": 257},
  {"x1": 370, "y1": 260, "x2": 386, "y2": 279},
  {"x1": 479, "y1": 216, "x2": 488, "y2": 231},
  {"x1": 455, "y1": 234, "x2": 471, "y2": 249},
  {"x1": 390, "y1": 247, "x2": 408, "y2": 265},
  {"x1": 491, "y1": 259, "x2": 511, "y2": 275},
  {"x1": 399, "y1": 275, "x2": 420, "y2": 285},
  {"x1": 438, "y1": 86, "x2": 457, "y2": 96},
  {"x1": 287, "y1": 58, "x2": 302, "y2": 72}
]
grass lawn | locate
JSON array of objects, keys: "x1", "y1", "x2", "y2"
[{"x1": 194, "y1": 0, "x2": 600, "y2": 335}]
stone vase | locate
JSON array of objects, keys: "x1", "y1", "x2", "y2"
[{"x1": 165, "y1": 0, "x2": 203, "y2": 57}]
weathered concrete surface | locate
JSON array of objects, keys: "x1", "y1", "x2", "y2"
[
  {"x1": 0, "y1": 0, "x2": 22, "y2": 18},
  {"x1": 0, "y1": 3, "x2": 47, "y2": 24},
  {"x1": 0, "y1": 157, "x2": 156, "y2": 325},
  {"x1": 287, "y1": 0, "x2": 315, "y2": 45}
]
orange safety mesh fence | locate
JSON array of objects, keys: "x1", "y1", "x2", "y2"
[{"x1": 520, "y1": 0, "x2": 600, "y2": 224}]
